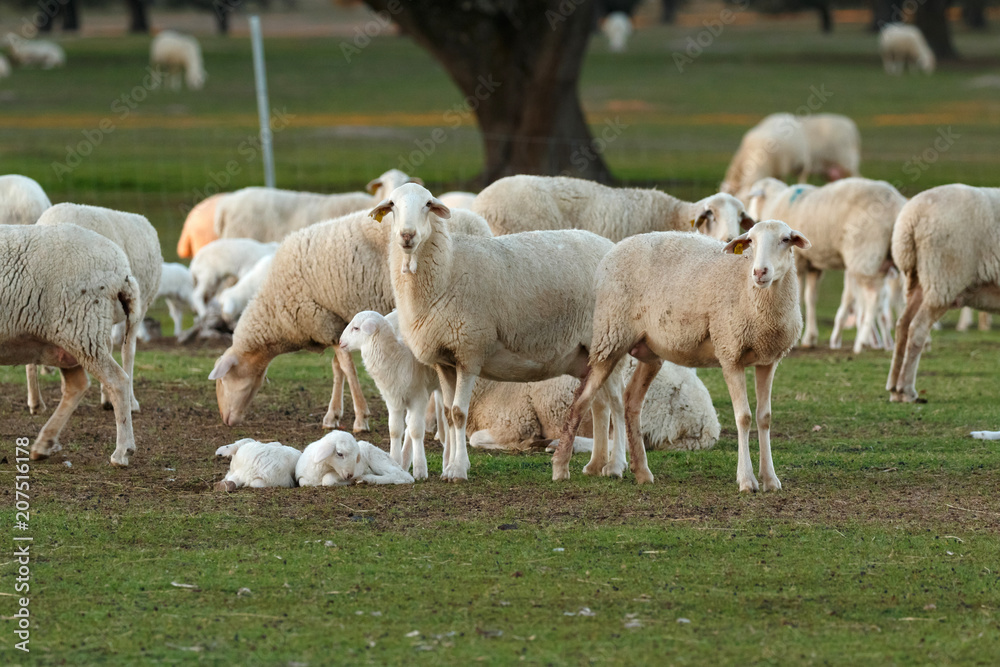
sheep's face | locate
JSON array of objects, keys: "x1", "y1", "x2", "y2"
[
  {"x1": 371, "y1": 183, "x2": 451, "y2": 274},
  {"x1": 723, "y1": 220, "x2": 810, "y2": 290},
  {"x1": 744, "y1": 178, "x2": 788, "y2": 222},
  {"x1": 694, "y1": 193, "x2": 755, "y2": 242},
  {"x1": 296, "y1": 432, "x2": 361, "y2": 486},
  {"x1": 209, "y1": 348, "x2": 269, "y2": 426},
  {"x1": 340, "y1": 311, "x2": 381, "y2": 352},
  {"x1": 366, "y1": 169, "x2": 423, "y2": 200}
]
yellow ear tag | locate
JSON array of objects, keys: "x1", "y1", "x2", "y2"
[
  {"x1": 733, "y1": 242, "x2": 744, "y2": 255},
  {"x1": 372, "y1": 210, "x2": 386, "y2": 223},
  {"x1": 689, "y1": 218, "x2": 696, "y2": 227}
]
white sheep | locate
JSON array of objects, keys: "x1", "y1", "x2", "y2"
[
  {"x1": 887, "y1": 184, "x2": 1000, "y2": 402},
  {"x1": 366, "y1": 169, "x2": 422, "y2": 201},
  {"x1": 214, "y1": 187, "x2": 376, "y2": 243},
  {"x1": 799, "y1": 114, "x2": 861, "y2": 181},
  {"x1": 472, "y1": 175, "x2": 753, "y2": 243},
  {"x1": 374, "y1": 183, "x2": 628, "y2": 482},
  {"x1": 602, "y1": 12, "x2": 633, "y2": 53},
  {"x1": 296, "y1": 431, "x2": 414, "y2": 486},
  {"x1": 208, "y1": 206, "x2": 493, "y2": 433},
  {"x1": 217, "y1": 254, "x2": 273, "y2": 329},
  {"x1": 438, "y1": 191, "x2": 477, "y2": 210},
  {"x1": 0, "y1": 54, "x2": 10, "y2": 79},
  {"x1": 4, "y1": 34, "x2": 65, "y2": 69},
  {"x1": 747, "y1": 177, "x2": 906, "y2": 353},
  {"x1": 189, "y1": 238, "x2": 278, "y2": 317},
  {"x1": 214, "y1": 438, "x2": 301, "y2": 490},
  {"x1": 721, "y1": 113, "x2": 810, "y2": 200},
  {"x1": 154, "y1": 262, "x2": 197, "y2": 337},
  {"x1": 880, "y1": 24, "x2": 935, "y2": 75},
  {"x1": 0, "y1": 174, "x2": 51, "y2": 225},
  {"x1": 2, "y1": 224, "x2": 140, "y2": 465},
  {"x1": 551, "y1": 221, "x2": 810, "y2": 491},
  {"x1": 150, "y1": 30, "x2": 205, "y2": 90}
]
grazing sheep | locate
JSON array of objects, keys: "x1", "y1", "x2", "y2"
[
  {"x1": 799, "y1": 114, "x2": 862, "y2": 181},
  {"x1": 747, "y1": 177, "x2": 906, "y2": 352},
  {"x1": 0, "y1": 54, "x2": 10, "y2": 78},
  {"x1": 551, "y1": 221, "x2": 810, "y2": 491},
  {"x1": 880, "y1": 24, "x2": 935, "y2": 75},
  {"x1": 214, "y1": 187, "x2": 376, "y2": 243},
  {"x1": 177, "y1": 193, "x2": 222, "y2": 259},
  {"x1": 375, "y1": 183, "x2": 627, "y2": 482},
  {"x1": 0, "y1": 174, "x2": 51, "y2": 225},
  {"x1": 602, "y1": 12, "x2": 633, "y2": 53},
  {"x1": 887, "y1": 185, "x2": 1000, "y2": 402},
  {"x1": 366, "y1": 169, "x2": 422, "y2": 200},
  {"x1": 2, "y1": 224, "x2": 140, "y2": 465},
  {"x1": 438, "y1": 191, "x2": 477, "y2": 210},
  {"x1": 296, "y1": 431, "x2": 414, "y2": 486},
  {"x1": 214, "y1": 438, "x2": 301, "y2": 490},
  {"x1": 472, "y1": 175, "x2": 753, "y2": 243},
  {"x1": 216, "y1": 254, "x2": 273, "y2": 329},
  {"x1": 208, "y1": 207, "x2": 493, "y2": 432},
  {"x1": 153, "y1": 262, "x2": 197, "y2": 337},
  {"x1": 150, "y1": 30, "x2": 205, "y2": 90},
  {"x1": 4, "y1": 34, "x2": 65, "y2": 69},
  {"x1": 720, "y1": 113, "x2": 810, "y2": 200},
  {"x1": 189, "y1": 238, "x2": 278, "y2": 317}
]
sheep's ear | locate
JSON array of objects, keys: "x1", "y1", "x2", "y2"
[
  {"x1": 209, "y1": 352, "x2": 237, "y2": 380},
  {"x1": 365, "y1": 178, "x2": 382, "y2": 195},
  {"x1": 408, "y1": 176, "x2": 425, "y2": 186},
  {"x1": 788, "y1": 231, "x2": 811, "y2": 250},
  {"x1": 694, "y1": 209, "x2": 713, "y2": 230},
  {"x1": 370, "y1": 200, "x2": 394, "y2": 223},
  {"x1": 312, "y1": 438, "x2": 337, "y2": 462},
  {"x1": 427, "y1": 197, "x2": 451, "y2": 220},
  {"x1": 723, "y1": 235, "x2": 752, "y2": 255},
  {"x1": 739, "y1": 212, "x2": 756, "y2": 231},
  {"x1": 360, "y1": 319, "x2": 377, "y2": 336}
]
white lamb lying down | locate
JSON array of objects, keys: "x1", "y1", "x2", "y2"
[
  {"x1": 214, "y1": 438, "x2": 301, "y2": 491},
  {"x1": 971, "y1": 431, "x2": 1000, "y2": 440},
  {"x1": 296, "y1": 431, "x2": 414, "y2": 486}
]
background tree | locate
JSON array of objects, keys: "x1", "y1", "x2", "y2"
[
  {"x1": 37, "y1": 0, "x2": 80, "y2": 32},
  {"x1": 126, "y1": 0, "x2": 149, "y2": 33}
]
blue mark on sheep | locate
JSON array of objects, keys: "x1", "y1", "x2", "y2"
[{"x1": 789, "y1": 185, "x2": 808, "y2": 204}]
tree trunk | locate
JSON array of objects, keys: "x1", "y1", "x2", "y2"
[
  {"x1": 62, "y1": 0, "x2": 80, "y2": 31},
  {"x1": 963, "y1": 0, "x2": 986, "y2": 29},
  {"x1": 126, "y1": 0, "x2": 149, "y2": 34},
  {"x1": 661, "y1": 0, "x2": 678, "y2": 24},
  {"x1": 362, "y1": 0, "x2": 613, "y2": 185},
  {"x1": 869, "y1": 0, "x2": 895, "y2": 32},
  {"x1": 914, "y1": 0, "x2": 958, "y2": 60},
  {"x1": 817, "y1": 2, "x2": 832, "y2": 33}
]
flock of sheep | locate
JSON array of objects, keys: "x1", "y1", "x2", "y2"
[{"x1": 3, "y1": 100, "x2": 997, "y2": 492}]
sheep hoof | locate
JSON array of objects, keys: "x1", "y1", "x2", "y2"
[
  {"x1": 738, "y1": 475, "x2": 759, "y2": 493},
  {"x1": 582, "y1": 461, "x2": 607, "y2": 476},
  {"x1": 353, "y1": 418, "x2": 370, "y2": 433},
  {"x1": 552, "y1": 467, "x2": 570, "y2": 481},
  {"x1": 215, "y1": 480, "x2": 237, "y2": 492},
  {"x1": 29, "y1": 449, "x2": 49, "y2": 461},
  {"x1": 601, "y1": 463, "x2": 625, "y2": 478},
  {"x1": 761, "y1": 476, "x2": 782, "y2": 492},
  {"x1": 322, "y1": 413, "x2": 342, "y2": 430},
  {"x1": 634, "y1": 470, "x2": 655, "y2": 485},
  {"x1": 110, "y1": 451, "x2": 130, "y2": 467},
  {"x1": 28, "y1": 401, "x2": 45, "y2": 415},
  {"x1": 130, "y1": 399, "x2": 141, "y2": 413}
]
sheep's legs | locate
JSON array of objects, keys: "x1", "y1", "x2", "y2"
[
  {"x1": 340, "y1": 346, "x2": 371, "y2": 432},
  {"x1": 435, "y1": 365, "x2": 457, "y2": 479},
  {"x1": 386, "y1": 400, "x2": 406, "y2": 467},
  {"x1": 754, "y1": 363, "x2": 781, "y2": 492},
  {"x1": 405, "y1": 397, "x2": 429, "y2": 481},
  {"x1": 91, "y1": 351, "x2": 137, "y2": 465},
  {"x1": 894, "y1": 302, "x2": 949, "y2": 402},
  {"x1": 623, "y1": 359, "x2": 660, "y2": 485},
  {"x1": 887, "y1": 281, "x2": 923, "y2": 398},
  {"x1": 722, "y1": 363, "x2": 758, "y2": 493},
  {"x1": 554, "y1": 355, "x2": 621, "y2": 481},
  {"x1": 30, "y1": 365, "x2": 90, "y2": 461},
  {"x1": 801, "y1": 270, "x2": 822, "y2": 348},
  {"x1": 122, "y1": 329, "x2": 140, "y2": 412},
  {"x1": 324, "y1": 354, "x2": 346, "y2": 429},
  {"x1": 441, "y1": 368, "x2": 478, "y2": 482},
  {"x1": 852, "y1": 277, "x2": 882, "y2": 354},
  {"x1": 166, "y1": 298, "x2": 186, "y2": 337},
  {"x1": 830, "y1": 275, "x2": 855, "y2": 350},
  {"x1": 26, "y1": 364, "x2": 45, "y2": 415}
]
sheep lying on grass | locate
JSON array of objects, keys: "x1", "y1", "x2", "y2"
[
  {"x1": 296, "y1": 431, "x2": 414, "y2": 486},
  {"x1": 4, "y1": 34, "x2": 65, "y2": 69},
  {"x1": 214, "y1": 438, "x2": 301, "y2": 491}
]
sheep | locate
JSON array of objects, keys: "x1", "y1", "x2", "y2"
[
  {"x1": 189, "y1": 238, "x2": 278, "y2": 317},
  {"x1": 176, "y1": 193, "x2": 222, "y2": 259},
  {"x1": 720, "y1": 113, "x2": 810, "y2": 200},
  {"x1": 887, "y1": 184, "x2": 1000, "y2": 402},
  {"x1": 214, "y1": 438, "x2": 301, "y2": 491},
  {"x1": 602, "y1": 12, "x2": 633, "y2": 53},
  {"x1": 153, "y1": 262, "x2": 197, "y2": 337},
  {"x1": 366, "y1": 169, "x2": 422, "y2": 200},
  {"x1": 215, "y1": 254, "x2": 273, "y2": 329},
  {"x1": 0, "y1": 54, "x2": 10, "y2": 79},
  {"x1": 472, "y1": 175, "x2": 753, "y2": 243},
  {"x1": 747, "y1": 177, "x2": 907, "y2": 353},
  {"x1": 214, "y1": 187, "x2": 376, "y2": 243},
  {"x1": 374, "y1": 183, "x2": 628, "y2": 482},
  {"x1": 2, "y1": 224, "x2": 141, "y2": 465},
  {"x1": 551, "y1": 221, "x2": 811, "y2": 491},
  {"x1": 296, "y1": 431, "x2": 414, "y2": 486},
  {"x1": 35, "y1": 203, "x2": 162, "y2": 412},
  {"x1": 208, "y1": 206, "x2": 493, "y2": 433},
  {"x1": 150, "y1": 30, "x2": 205, "y2": 90},
  {"x1": 0, "y1": 174, "x2": 51, "y2": 225},
  {"x1": 799, "y1": 113, "x2": 862, "y2": 181},
  {"x1": 438, "y1": 191, "x2": 477, "y2": 210},
  {"x1": 4, "y1": 34, "x2": 65, "y2": 69},
  {"x1": 956, "y1": 307, "x2": 992, "y2": 332},
  {"x1": 880, "y1": 24, "x2": 935, "y2": 75}
]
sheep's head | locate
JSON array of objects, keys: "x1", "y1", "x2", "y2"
[
  {"x1": 366, "y1": 169, "x2": 424, "y2": 200},
  {"x1": 370, "y1": 183, "x2": 451, "y2": 275},
  {"x1": 339, "y1": 311, "x2": 382, "y2": 352},
  {"x1": 692, "y1": 193, "x2": 755, "y2": 242},
  {"x1": 723, "y1": 220, "x2": 810, "y2": 290},
  {"x1": 187, "y1": 67, "x2": 206, "y2": 90},
  {"x1": 918, "y1": 50, "x2": 936, "y2": 74},
  {"x1": 744, "y1": 177, "x2": 788, "y2": 222},
  {"x1": 296, "y1": 431, "x2": 362, "y2": 486},
  {"x1": 209, "y1": 347, "x2": 270, "y2": 426},
  {"x1": 215, "y1": 438, "x2": 257, "y2": 458}
]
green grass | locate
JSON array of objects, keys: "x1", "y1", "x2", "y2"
[{"x1": 2, "y1": 13, "x2": 1000, "y2": 666}]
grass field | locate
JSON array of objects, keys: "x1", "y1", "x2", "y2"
[{"x1": 2, "y1": 8, "x2": 1000, "y2": 665}]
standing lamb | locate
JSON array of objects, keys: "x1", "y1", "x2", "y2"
[
  {"x1": 4, "y1": 34, "x2": 65, "y2": 69},
  {"x1": 374, "y1": 183, "x2": 628, "y2": 482},
  {"x1": 296, "y1": 431, "x2": 414, "y2": 486},
  {"x1": 887, "y1": 184, "x2": 1000, "y2": 402},
  {"x1": 879, "y1": 24, "x2": 935, "y2": 75},
  {"x1": 177, "y1": 193, "x2": 222, "y2": 259},
  {"x1": 214, "y1": 438, "x2": 301, "y2": 491},
  {"x1": 214, "y1": 187, "x2": 376, "y2": 243},
  {"x1": 154, "y1": 262, "x2": 197, "y2": 337},
  {"x1": 2, "y1": 224, "x2": 140, "y2": 465},
  {"x1": 472, "y1": 175, "x2": 753, "y2": 243},
  {"x1": 551, "y1": 221, "x2": 810, "y2": 491},
  {"x1": 720, "y1": 113, "x2": 810, "y2": 200},
  {"x1": 799, "y1": 114, "x2": 862, "y2": 181},
  {"x1": 150, "y1": 30, "x2": 206, "y2": 90},
  {"x1": 747, "y1": 177, "x2": 906, "y2": 352},
  {"x1": 0, "y1": 174, "x2": 51, "y2": 225},
  {"x1": 189, "y1": 238, "x2": 278, "y2": 316}
]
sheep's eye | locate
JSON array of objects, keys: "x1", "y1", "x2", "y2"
[
  {"x1": 336, "y1": 453, "x2": 343, "y2": 458},
  {"x1": 782, "y1": 237, "x2": 790, "y2": 244}
]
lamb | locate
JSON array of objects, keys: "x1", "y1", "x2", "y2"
[
  {"x1": 551, "y1": 221, "x2": 810, "y2": 491},
  {"x1": 214, "y1": 438, "x2": 301, "y2": 491},
  {"x1": 0, "y1": 174, "x2": 51, "y2": 225},
  {"x1": 208, "y1": 206, "x2": 493, "y2": 432},
  {"x1": 602, "y1": 12, "x2": 633, "y2": 53},
  {"x1": 4, "y1": 34, "x2": 65, "y2": 69},
  {"x1": 799, "y1": 114, "x2": 862, "y2": 181},
  {"x1": 150, "y1": 30, "x2": 206, "y2": 90},
  {"x1": 720, "y1": 113, "x2": 810, "y2": 200},
  {"x1": 296, "y1": 431, "x2": 414, "y2": 486},
  {"x1": 189, "y1": 238, "x2": 278, "y2": 317},
  {"x1": 879, "y1": 24, "x2": 935, "y2": 75},
  {"x1": 472, "y1": 175, "x2": 753, "y2": 243},
  {"x1": 375, "y1": 183, "x2": 627, "y2": 482},
  {"x1": 747, "y1": 177, "x2": 906, "y2": 353},
  {"x1": 176, "y1": 193, "x2": 222, "y2": 259},
  {"x1": 216, "y1": 254, "x2": 273, "y2": 329},
  {"x1": 214, "y1": 187, "x2": 376, "y2": 242},
  {"x1": 153, "y1": 262, "x2": 197, "y2": 337},
  {"x1": 366, "y1": 169, "x2": 422, "y2": 200},
  {"x1": 1, "y1": 224, "x2": 140, "y2": 465},
  {"x1": 438, "y1": 191, "x2": 477, "y2": 210},
  {"x1": 887, "y1": 184, "x2": 1000, "y2": 402}
]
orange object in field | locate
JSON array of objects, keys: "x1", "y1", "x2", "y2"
[{"x1": 177, "y1": 193, "x2": 224, "y2": 258}]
